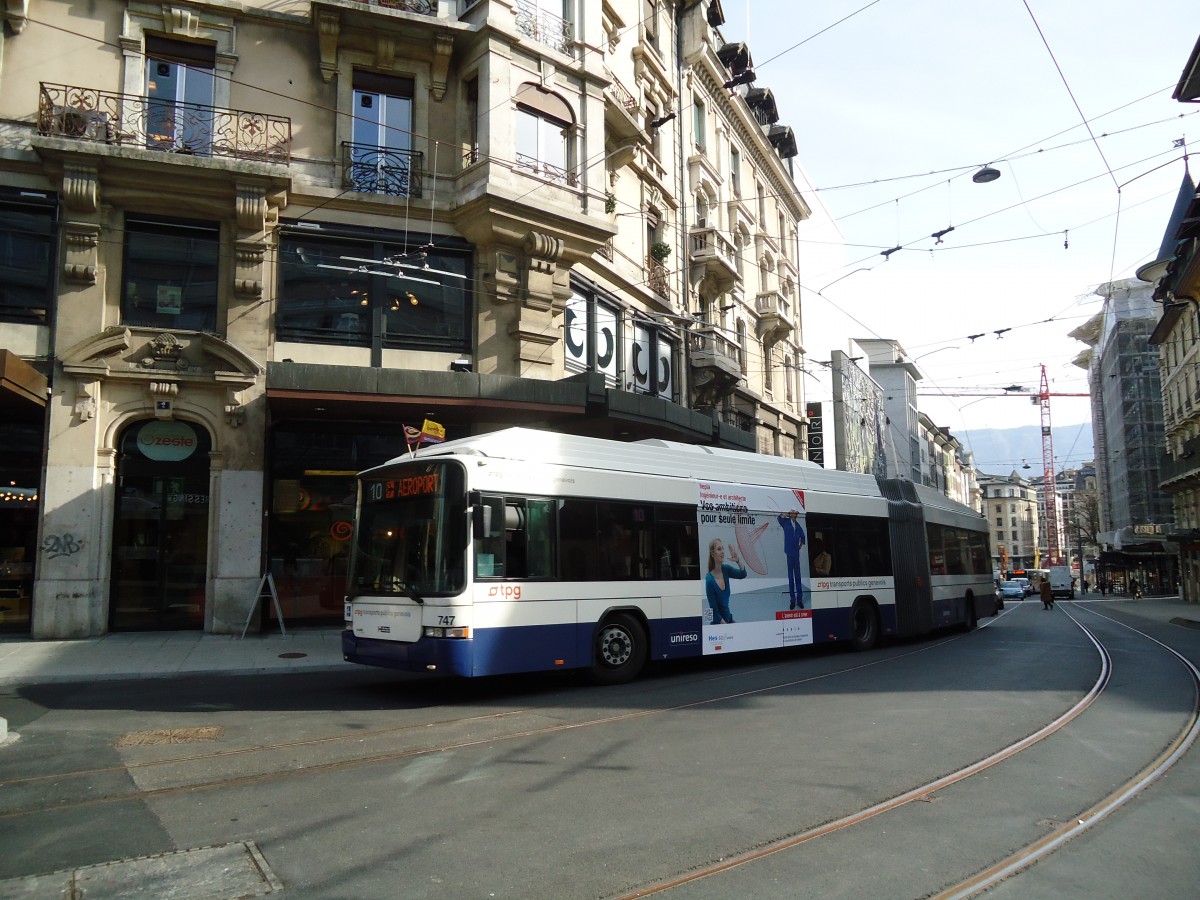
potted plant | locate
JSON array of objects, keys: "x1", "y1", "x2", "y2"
[
  {"x1": 604, "y1": 192, "x2": 617, "y2": 214},
  {"x1": 649, "y1": 241, "x2": 671, "y2": 263}
]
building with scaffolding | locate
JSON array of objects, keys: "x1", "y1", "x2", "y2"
[{"x1": 1071, "y1": 278, "x2": 1175, "y2": 595}]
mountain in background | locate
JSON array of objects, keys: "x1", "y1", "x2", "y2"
[{"x1": 955, "y1": 423, "x2": 1094, "y2": 476}]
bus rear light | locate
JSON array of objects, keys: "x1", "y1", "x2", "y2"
[{"x1": 424, "y1": 626, "x2": 471, "y2": 639}]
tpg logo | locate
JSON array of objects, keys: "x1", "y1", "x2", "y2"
[
  {"x1": 670, "y1": 631, "x2": 699, "y2": 644},
  {"x1": 487, "y1": 585, "x2": 522, "y2": 600}
]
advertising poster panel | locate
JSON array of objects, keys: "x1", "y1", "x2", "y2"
[{"x1": 697, "y1": 480, "x2": 815, "y2": 655}]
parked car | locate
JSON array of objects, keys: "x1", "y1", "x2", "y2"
[{"x1": 997, "y1": 580, "x2": 1026, "y2": 605}]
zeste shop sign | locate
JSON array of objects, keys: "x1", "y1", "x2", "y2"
[{"x1": 137, "y1": 421, "x2": 199, "y2": 461}]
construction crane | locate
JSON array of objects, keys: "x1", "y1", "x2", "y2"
[
  {"x1": 1038, "y1": 364, "x2": 1064, "y2": 566},
  {"x1": 918, "y1": 369, "x2": 1091, "y2": 568}
]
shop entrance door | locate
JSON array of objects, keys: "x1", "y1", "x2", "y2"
[{"x1": 110, "y1": 419, "x2": 211, "y2": 630}]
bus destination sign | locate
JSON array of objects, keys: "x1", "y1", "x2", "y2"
[{"x1": 366, "y1": 472, "x2": 441, "y2": 500}]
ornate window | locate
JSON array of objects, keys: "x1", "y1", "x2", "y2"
[
  {"x1": 144, "y1": 36, "x2": 216, "y2": 154},
  {"x1": 515, "y1": 83, "x2": 575, "y2": 184},
  {"x1": 347, "y1": 72, "x2": 419, "y2": 197}
]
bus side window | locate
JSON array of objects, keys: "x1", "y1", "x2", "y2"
[
  {"x1": 654, "y1": 505, "x2": 697, "y2": 580},
  {"x1": 559, "y1": 498, "x2": 599, "y2": 580}
]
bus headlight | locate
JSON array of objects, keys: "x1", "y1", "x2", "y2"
[{"x1": 424, "y1": 626, "x2": 471, "y2": 639}]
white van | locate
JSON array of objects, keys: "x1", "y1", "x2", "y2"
[{"x1": 1049, "y1": 566, "x2": 1074, "y2": 599}]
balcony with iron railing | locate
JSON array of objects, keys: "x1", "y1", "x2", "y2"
[
  {"x1": 514, "y1": 0, "x2": 573, "y2": 56},
  {"x1": 342, "y1": 141, "x2": 423, "y2": 197},
  {"x1": 602, "y1": 67, "x2": 642, "y2": 141},
  {"x1": 37, "y1": 83, "x2": 291, "y2": 164},
  {"x1": 689, "y1": 225, "x2": 738, "y2": 293},
  {"x1": 645, "y1": 256, "x2": 670, "y2": 297},
  {"x1": 515, "y1": 153, "x2": 579, "y2": 186}
]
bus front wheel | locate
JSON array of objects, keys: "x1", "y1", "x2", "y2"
[
  {"x1": 850, "y1": 600, "x2": 879, "y2": 652},
  {"x1": 587, "y1": 613, "x2": 647, "y2": 685}
]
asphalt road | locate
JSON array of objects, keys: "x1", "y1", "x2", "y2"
[{"x1": 2, "y1": 599, "x2": 1198, "y2": 899}]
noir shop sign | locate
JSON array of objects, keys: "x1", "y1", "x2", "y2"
[{"x1": 137, "y1": 421, "x2": 199, "y2": 461}]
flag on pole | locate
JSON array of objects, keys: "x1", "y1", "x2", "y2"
[
  {"x1": 403, "y1": 424, "x2": 422, "y2": 457},
  {"x1": 420, "y1": 419, "x2": 446, "y2": 444}
]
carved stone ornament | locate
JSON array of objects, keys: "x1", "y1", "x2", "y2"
[
  {"x1": 483, "y1": 250, "x2": 520, "y2": 304},
  {"x1": 225, "y1": 389, "x2": 245, "y2": 427},
  {"x1": 152, "y1": 332, "x2": 184, "y2": 362},
  {"x1": 164, "y1": 5, "x2": 201, "y2": 37},
  {"x1": 61, "y1": 163, "x2": 98, "y2": 214},
  {"x1": 5, "y1": 0, "x2": 29, "y2": 33},
  {"x1": 317, "y1": 11, "x2": 340, "y2": 83},
  {"x1": 74, "y1": 379, "x2": 98, "y2": 421},
  {"x1": 62, "y1": 223, "x2": 100, "y2": 284},
  {"x1": 523, "y1": 231, "x2": 564, "y2": 266},
  {"x1": 431, "y1": 35, "x2": 453, "y2": 101},
  {"x1": 235, "y1": 184, "x2": 267, "y2": 233}
]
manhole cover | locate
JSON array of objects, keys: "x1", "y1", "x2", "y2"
[
  {"x1": 116, "y1": 726, "x2": 224, "y2": 747},
  {"x1": 278, "y1": 651, "x2": 308, "y2": 659}
]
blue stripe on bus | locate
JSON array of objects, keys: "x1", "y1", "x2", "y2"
[{"x1": 343, "y1": 605, "x2": 899, "y2": 678}]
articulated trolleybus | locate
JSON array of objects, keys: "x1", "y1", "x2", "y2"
[{"x1": 342, "y1": 428, "x2": 995, "y2": 684}]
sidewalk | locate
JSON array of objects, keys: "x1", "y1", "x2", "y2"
[
  {"x1": 0, "y1": 627, "x2": 349, "y2": 688},
  {"x1": 3, "y1": 597, "x2": 1198, "y2": 690}
]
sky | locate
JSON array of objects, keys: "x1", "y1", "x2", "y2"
[{"x1": 715, "y1": 0, "x2": 1198, "y2": 472}]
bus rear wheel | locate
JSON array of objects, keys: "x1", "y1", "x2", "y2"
[
  {"x1": 587, "y1": 613, "x2": 647, "y2": 685},
  {"x1": 850, "y1": 600, "x2": 879, "y2": 652}
]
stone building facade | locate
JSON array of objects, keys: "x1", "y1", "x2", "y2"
[{"x1": 0, "y1": 0, "x2": 812, "y2": 636}]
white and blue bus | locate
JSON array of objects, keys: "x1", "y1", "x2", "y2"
[{"x1": 341, "y1": 428, "x2": 996, "y2": 684}]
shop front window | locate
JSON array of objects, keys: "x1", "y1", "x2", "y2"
[{"x1": 267, "y1": 428, "x2": 413, "y2": 625}]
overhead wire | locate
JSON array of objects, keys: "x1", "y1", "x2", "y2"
[{"x1": 8, "y1": 7, "x2": 1182, "y2": 424}]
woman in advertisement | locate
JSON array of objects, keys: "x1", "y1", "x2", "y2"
[{"x1": 706, "y1": 537, "x2": 747, "y2": 625}]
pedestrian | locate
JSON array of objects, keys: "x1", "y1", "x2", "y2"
[
  {"x1": 1130, "y1": 578, "x2": 1141, "y2": 599},
  {"x1": 1099, "y1": 578, "x2": 1107, "y2": 596},
  {"x1": 1082, "y1": 578, "x2": 1089, "y2": 594},
  {"x1": 1040, "y1": 578, "x2": 1054, "y2": 610}
]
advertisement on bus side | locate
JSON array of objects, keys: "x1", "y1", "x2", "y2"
[{"x1": 698, "y1": 481, "x2": 814, "y2": 654}]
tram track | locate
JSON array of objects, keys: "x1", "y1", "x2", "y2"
[
  {"x1": 4, "y1": 601, "x2": 1196, "y2": 900},
  {"x1": 607, "y1": 600, "x2": 1200, "y2": 899},
  {"x1": 933, "y1": 601, "x2": 1200, "y2": 898}
]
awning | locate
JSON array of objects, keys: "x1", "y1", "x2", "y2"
[{"x1": 0, "y1": 350, "x2": 48, "y2": 419}]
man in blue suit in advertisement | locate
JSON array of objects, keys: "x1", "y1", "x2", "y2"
[{"x1": 779, "y1": 509, "x2": 806, "y2": 610}]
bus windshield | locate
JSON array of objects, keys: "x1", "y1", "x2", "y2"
[{"x1": 349, "y1": 461, "x2": 467, "y2": 599}]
